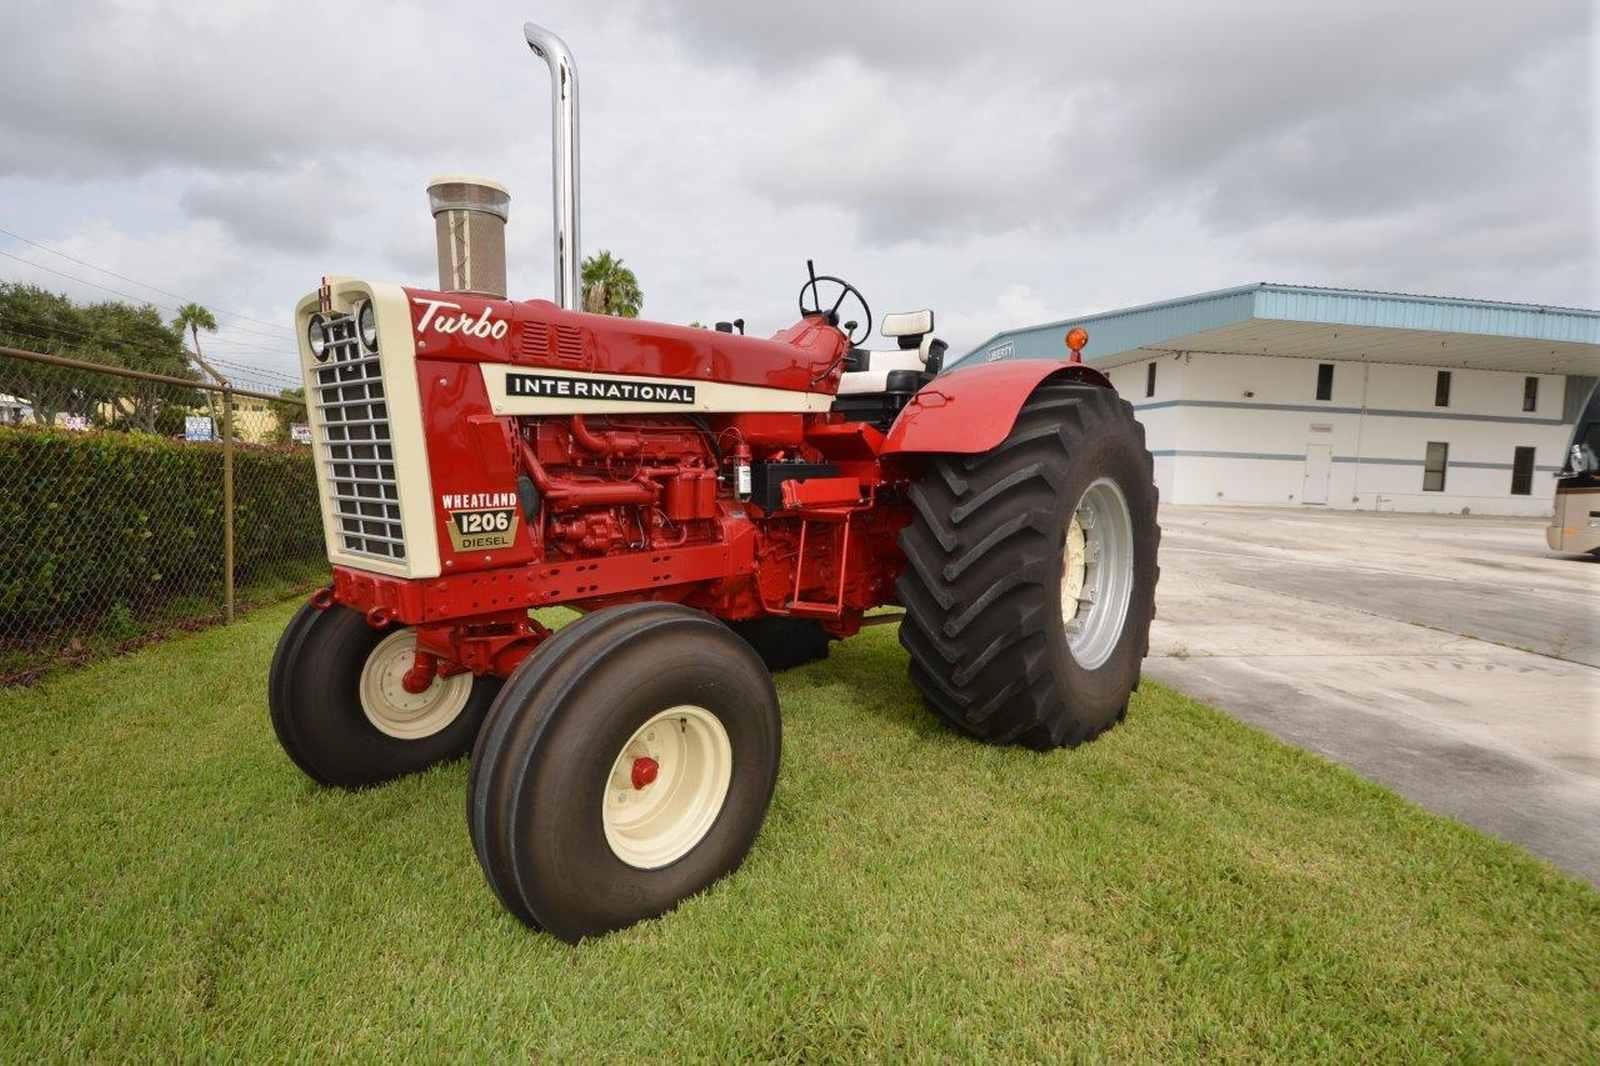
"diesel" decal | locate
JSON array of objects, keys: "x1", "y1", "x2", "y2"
[
  {"x1": 446, "y1": 508, "x2": 519, "y2": 552},
  {"x1": 506, "y1": 372, "x2": 696, "y2": 405}
]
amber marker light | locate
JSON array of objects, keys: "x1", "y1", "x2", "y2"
[{"x1": 1065, "y1": 327, "x2": 1089, "y2": 363}]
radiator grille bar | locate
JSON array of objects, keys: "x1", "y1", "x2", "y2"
[{"x1": 311, "y1": 312, "x2": 406, "y2": 562}]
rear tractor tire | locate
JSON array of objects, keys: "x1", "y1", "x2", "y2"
[
  {"x1": 897, "y1": 382, "x2": 1159, "y2": 749},
  {"x1": 468, "y1": 602, "x2": 782, "y2": 942},
  {"x1": 268, "y1": 602, "x2": 501, "y2": 788}
]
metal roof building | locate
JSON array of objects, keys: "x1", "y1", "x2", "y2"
[{"x1": 958, "y1": 284, "x2": 1600, "y2": 516}]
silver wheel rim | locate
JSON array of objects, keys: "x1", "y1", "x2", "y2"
[
  {"x1": 602, "y1": 705, "x2": 733, "y2": 870},
  {"x1": 1061, "y1": 477, "x2": 1135, "y2": 670},
  {"x1": 357, "y1": 629, "x2": 474, "y2": 740}
]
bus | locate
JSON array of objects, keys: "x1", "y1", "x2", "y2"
[{"x1": 1547, "y1": 381, "x2": 1600, "y2": 555}]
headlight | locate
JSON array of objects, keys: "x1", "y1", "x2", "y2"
[
  {"x1": 306, "y1": 314, "x2": 329, "y2": 360},
  {"x1": 357, "y1": 300, "x2": 379, "y2": 351}
]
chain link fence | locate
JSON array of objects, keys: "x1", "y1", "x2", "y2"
[{"x1": 1, "y1": 347, "x2": 324, "y2": 684}]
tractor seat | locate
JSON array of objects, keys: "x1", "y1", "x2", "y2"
[
  {"x1": 837, "y1": 309, "x2": 946, "y2": 395},
  {"x1": 837, "y1": 335, "x2": 942, "y2": 394}
]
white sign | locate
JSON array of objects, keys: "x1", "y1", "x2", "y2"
[
  {"x1": 986, "y1": 342, "x2": 1015, "y2": 363},
  {"x1": 184, "y1": 415, "x2": 214, "y2": 442},
  {"x1": 290, "y1": 423, "x2": 313, "y2": 444},
  {"x1": 61, "y1": 414, "x2": 89, "y2": 432}
]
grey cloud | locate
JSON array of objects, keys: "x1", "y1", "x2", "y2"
[
  {"x1": 181, "y1": 163, "x2": 365, "y2": 254},
  {"x1": 644, "y1": 0, "x2": 1592, "y2": 257},
  {"x1": 0, "y1": 0, "x2": 1594, "y2": 367},
  {"x1": 0, "y1": 0, "x2": 554, "y2": 181}
]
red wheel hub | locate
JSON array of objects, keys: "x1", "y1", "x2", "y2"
[{"x1": 630, "y1": 756, "x2": 659, "y2": 790}]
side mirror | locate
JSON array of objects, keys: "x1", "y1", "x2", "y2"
[{"x1": 1572, "y1": 443, "x2": 1597, "y2": 475}]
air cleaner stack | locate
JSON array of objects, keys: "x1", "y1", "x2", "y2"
[{"x1": 427, "y1": 175, "x2": 511, "y2": 298}]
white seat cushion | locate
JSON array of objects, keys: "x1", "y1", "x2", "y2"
[{"x1": 837, "y1": 347, "x2": 927, "y2": 395}]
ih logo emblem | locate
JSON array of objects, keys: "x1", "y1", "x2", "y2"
[{"x1": 441, "y1": 492, "x2": 519, "y2": 551}]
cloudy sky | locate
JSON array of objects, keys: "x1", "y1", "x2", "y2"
[{"x1": 0, "y1": 0, "x2": 1593, "y2": 391}]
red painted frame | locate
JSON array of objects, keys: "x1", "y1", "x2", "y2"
[{"x1": 318, "y1": 285, "x2": 1106, "y2": 679}]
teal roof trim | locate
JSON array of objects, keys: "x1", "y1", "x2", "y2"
[{"x1": 955, "y1": 283, "x2": 1600, "y2": 367}]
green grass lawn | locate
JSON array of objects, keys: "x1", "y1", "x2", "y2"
[{"x1": 2, "y1": 602, "x2": 1596, "y2": 1061}]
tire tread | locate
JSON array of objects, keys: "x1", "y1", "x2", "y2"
[{"x1": 896, "y1": 383, "x2": 1159, "y2": 750}]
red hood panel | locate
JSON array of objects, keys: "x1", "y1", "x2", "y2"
[{"x1": 403, "y1": 289, "x2": 847, "y2": 395}]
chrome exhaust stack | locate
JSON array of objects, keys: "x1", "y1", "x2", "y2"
[{"x1": 524, "y1": 22, "x2": 581, "y2": 311}]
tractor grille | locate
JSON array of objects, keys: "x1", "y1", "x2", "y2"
[{"x1": 312, "y1": 312, "x2": 405, "y2": 562}]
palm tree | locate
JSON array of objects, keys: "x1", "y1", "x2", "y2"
[
  {"x1": 172, "y1": 302, "x2": 223, "y2": 431},
  {"x1": 580, "y1": 251, "x2": 643, "y2": 318}
]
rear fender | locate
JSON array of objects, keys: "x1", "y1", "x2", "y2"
[{"x1": 880, "y1": 361, "x2": 1112, "y2": 455}]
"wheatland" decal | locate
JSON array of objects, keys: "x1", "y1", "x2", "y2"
[{"x1": 438, "y1": 492, "x2": 520, "y2": 552}]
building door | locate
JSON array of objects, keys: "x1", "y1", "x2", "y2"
[{"x1": 1302, "y1": 444, "x2": 1332, "y2": 505}]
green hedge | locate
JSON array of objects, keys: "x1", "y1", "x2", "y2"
[{"x1": 0, "y1": 428, "x2": 324, "y2": 643}]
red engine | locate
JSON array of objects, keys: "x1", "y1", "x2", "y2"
[{"x1": 307, "y1": 280, "x2": 946, "y2": 680}]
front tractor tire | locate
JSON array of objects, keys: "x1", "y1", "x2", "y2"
[
  {"x1": 268, "y1": 602, "x2": 500, "y2": 788},
  {"x1": 468, "y1": 602, "x2": 781, "y2": 943},
  {"x1": 898, "y1": 382, "x2": 1159, "y2": 750}
]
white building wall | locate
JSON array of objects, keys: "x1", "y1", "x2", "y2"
[
  {"x1": 1114, "y1": 351, "x2": 1570, "y2": 516},
  {"x1": 1106, "y1": 355, "x2": 1185, "y2": 506}
]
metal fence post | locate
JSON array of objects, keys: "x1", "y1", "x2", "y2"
[{"x1": 223, "y1": 386, "x2": 235, "y2": 624}]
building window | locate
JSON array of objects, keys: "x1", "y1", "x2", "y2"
[
  {"x1": 1316, "y1": 363, "x2": 1334, "y2": 401},
  {"x1": 1434, "y1": 370, "x2": 1451, "y2": 407},
  {"x1": 1145, "y1": 362, "x2": 1156, "y2": 398},
  {"x1": 1423, "y1": 442, "x2": 1449, "y2": 492},
  {"x1": 1522, "y1": 377, "x2": 1538, "y2": 413},
  {"x1": 1510, "y1": 447, "x2": 1535, "y2": 495}
]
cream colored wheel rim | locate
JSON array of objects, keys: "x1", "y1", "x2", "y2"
[
  {"x1": 602, "y1": 705, "x2": 733, "y2": 870},
  {"x1": 1061, "y1": 477, "x2": 1135, "y2": 670},
  {"x1": 358, "y1": 629, "x2": 473, "y2": 740}
]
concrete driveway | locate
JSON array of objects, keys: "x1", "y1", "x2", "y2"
[{"x1": 1145, "y1": 505, "x2": 1600, "y2": 885}]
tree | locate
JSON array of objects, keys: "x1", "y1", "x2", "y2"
[
  {"x1": 85, "y1": 301, "x2": 199, "y2": 433},
  {"x1": 580, "y1": 251, "x2": 643, "y2": 318},
  {"x1": 0, "y1": 282, "x2": 96, "y2": 425},
  {"x1": 172, "y1": 302, "x2": 223, "y2": 429},
  {"x1": 267, "y1": 386, "x2": 307, "y2": 445},
  {"x1": 171, "y1": 303, "x2": 218, "y2": 369},
  {"x1": 0, "y1": 284, "x2": 200, "y2": 431}
]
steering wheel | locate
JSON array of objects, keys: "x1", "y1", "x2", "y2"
[{"x1": 798, "y1": 260, "x2": 872, "y2": 346}]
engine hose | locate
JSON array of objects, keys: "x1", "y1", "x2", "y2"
[
  {"x1": 570, "y1": 415, "x2": 642, "y2": 456},
  {"x1": 516, "y1": 437, "x2": 658, "y2": 510},
  {"x1": 687, "y1": 414, "x2": 723, "y2": 465}
]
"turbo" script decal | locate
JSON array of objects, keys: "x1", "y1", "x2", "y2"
[{"x1": 412, "y1": 296, "x2": 509, "y2": 340}]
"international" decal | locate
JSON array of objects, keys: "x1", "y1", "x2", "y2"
[{"x1": 506, "y1": 372, "x2": 697, "y2": 405}]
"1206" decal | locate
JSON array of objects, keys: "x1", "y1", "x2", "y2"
[{"x1": 446, "y1": 507, "x2": 519, "y2": 551}]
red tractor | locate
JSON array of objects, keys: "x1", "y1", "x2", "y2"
[{"x1": 270, "y1": 23, "x2": 1158, "y2": 942}]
